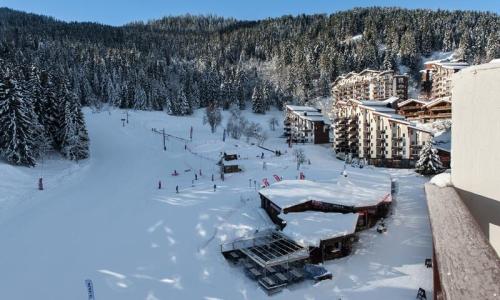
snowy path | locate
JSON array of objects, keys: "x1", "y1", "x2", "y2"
[{"x1": 0, "y1": 109, "x2": 432, "y2": 299}]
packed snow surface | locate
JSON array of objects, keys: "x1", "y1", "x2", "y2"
[
  {"x1": 281, "y1": 212, "x2": 358, "y2": 246},
  {"x1": 0, "y1": 108, "x2": 432, "y2": 299}
]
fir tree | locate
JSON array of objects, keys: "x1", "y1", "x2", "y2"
[
  {"x1": 251, "y1": 85, "x2": 265, "y2": 114},
  {"x1": 415, "y1": 141, "x2": 443, "y2": 175},
  {"x1": 59, "y1": 90, "x2": 90, "y2": 160},
  {"x1": 178, "y1": 88, "x2": 191, "y2": 115},
  {"x1": 0, "y1": 70, "x2": 38, "y2": 166}
]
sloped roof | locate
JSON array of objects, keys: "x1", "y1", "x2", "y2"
[
  {"x1": 423, "y1": 98, "x2": 452, "y2": 108},
  {"x1": 259, "y1": 177, "x2": 390, "y2": 210},
  {"x1": 397, "y1": 98, "x2": 429, "y2": 108},
  {"x1": 281, "y1": 212, "x2": 359, "y2": 246}
]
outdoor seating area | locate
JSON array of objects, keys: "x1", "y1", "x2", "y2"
[{"x1": 221, "y1": 229, "x2": 332, "y2": 294}]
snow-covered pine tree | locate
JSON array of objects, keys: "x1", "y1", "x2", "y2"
[
  {"x1": 0, "y1": 69, "x2": 38, "y2": 166},
  {"x1": 383, "y1": 49, "x2": 397, "y2": 71},
  {"x1": 178, "y1": 88, "x2": 191, "y2": 115},
  {"x1": 21, "y1": 65, "x2": 50, "y2": 158},
  {"x1": 415, "y1": 141, "x2": 443, "y2": 175},
  {"x1": 251, "y1": 85, "x2": 265, "y2": 114},
  {"x1": 59, "y1": 89, "x2": 90, "y2": 160},
  {"x1": 262, "y1": 83, "x2": 273, "y2": 111}
]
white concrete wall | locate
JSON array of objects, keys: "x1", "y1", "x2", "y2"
[{"x1": 452, "y1": 61, "x2": 500, "y2": 254}]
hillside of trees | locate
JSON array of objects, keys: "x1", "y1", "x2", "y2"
[{"x1": 0, "y1": 7, "x2": 499, "y2": 165}]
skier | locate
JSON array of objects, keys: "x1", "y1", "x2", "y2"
[
  {"x1": 38, "y1": 178, "x2": 44, "y2": 191},
  {"x1": 211, "y1": 174, "x2": 214, "y2": 181},
  {"x1": 195, "y1": 174, "x2": 198, "y2": 180},
  {"x1": 158, "y1": 180, "x2": 162, "y2": 189},
  {"x1": 213, "y1": 184, "x2": 217, "y2": 192},
  {"x1": 199, "y1": 169, "x2": 202, "y2": 176},
  {"x1": 261, "y1": 152, "x2": 264, "y2": 159},
  {"x1": 176, "y1": 185, "x2": 179, "y2": 193},
  {"x1": 185, "y1": 144, "x2": 187, "y2": 150}
]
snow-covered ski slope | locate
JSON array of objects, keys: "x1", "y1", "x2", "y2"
[{"x1": 0, "y1": 108, "x2": 432, "y2": 299}]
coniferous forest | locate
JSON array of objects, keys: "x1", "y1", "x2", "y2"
[{"x1": 0, "y1": 7, "x2": 499, "y2": 166}]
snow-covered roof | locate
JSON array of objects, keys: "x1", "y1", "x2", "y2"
[
  {"x1": 286, "y1": 105, "x2": 320, "y2": 112},
  {"x1": 433, "y1": 129, "x2": 451, "y2": 152},
  {"x1": 287, "y1": 105, "x2": 331, "y2": 124},
  {"x1": 397, "y1": 98, "x2": 428, "y2": 108},
  {"x1": 259, "y1": 177, "x2": 390, "y2": 210},
  {"x1": 423, "y1": 98, "x2": 452, "y2": 108},
  {"x1": 373, "y1": 111, "x2": 406, "y2": 120},
  {"x1": 359, "y1": 100, "x2": 390, "y2": 107},
  {"x1": 424, "y1": 59, "x2": 469, "y2": 70},
  {"x1": 281, "y1": 212, "x2": 359, "y2": 246},
  {"x1": 408, "y1": 124, "x2": 434, "y2": 134}
]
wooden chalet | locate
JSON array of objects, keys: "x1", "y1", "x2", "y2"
[
  {"x1": 218, "y1": 153, "x2": 242, "y2": 174},
  {"x1": 420, "y1": 98, "x2": 452, "y2": 122},
  {"x1": 259, "y1": 179, "x2": 392, "y2": 231},
  {"x1": 396, "y1": 99, "x2": 429, "y2": 121}
]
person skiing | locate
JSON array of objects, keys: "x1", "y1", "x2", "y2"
[
  {"x1": 213, "y1": 184, "x2": 217, "y2": 192},
  {"x1": 195, "y1": 174, "x2": 198, "y2": 180},
  {"x1": 261, "y1": 152, "x2": 264, "y2": 159},
  {"x1": 38, "y1": 178, "x2": 44, "y2": 191},
  {"x1": 158, "y1": 180, "x2": 162, "y2": 189},
  {"x1": 176, "y1": 185, "x2": 179, "y2": 193},
  {"x1": 211, "y1": 174, "x2": 214, "y2": 181}
]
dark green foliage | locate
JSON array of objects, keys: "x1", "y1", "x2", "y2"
[{"x1": 0, "y1": 7, "x2": 497, "y2": 114}]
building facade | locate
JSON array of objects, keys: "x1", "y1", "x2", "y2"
[
  {"x1": 451, "y1": 60, "x2": 500, "y2": 255},
  {"x1": 284, "y1": 105, "x2": 331, "y2": 144},
  {"x1": 420, "y1": 59, "x2": 469, "y2": 99},
  {"x1": 333, "y1": 99, "x2": 433, "y2": 167},
  {"x1": 396, "y1": 98, "x2": 452, "y2": 123},
  {"x1": 332, "y1": 69, "x2": 408, "y2": 103}
]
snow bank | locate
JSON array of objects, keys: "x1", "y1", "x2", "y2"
[{"x1": 430, "y1": 172, "x2": 452, "y2": 188}]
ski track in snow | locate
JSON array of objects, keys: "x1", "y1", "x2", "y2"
[{"x1": 0, "y1": 108, "x2": 433, "y2": 299}]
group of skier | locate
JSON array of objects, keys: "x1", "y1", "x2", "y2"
[{"x1": 158, "y1": 168, "x2": 217, "y2": 193}]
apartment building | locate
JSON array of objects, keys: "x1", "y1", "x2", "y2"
[
  {"x1": 284, "y1": 105, "x2": 331, "y2": 144},
  {"x1": 396, "y1": 97, "x2": 452, "y2": 123},
  {"x1": 420, "y1": 59, "x2": 469, "y2": 99},
  {"x1": 332, "y1": 69, "x2": 408, "y2": 103},
  {"x1": 333, "y1": 99, "x2": 432, "y2": 168}
]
